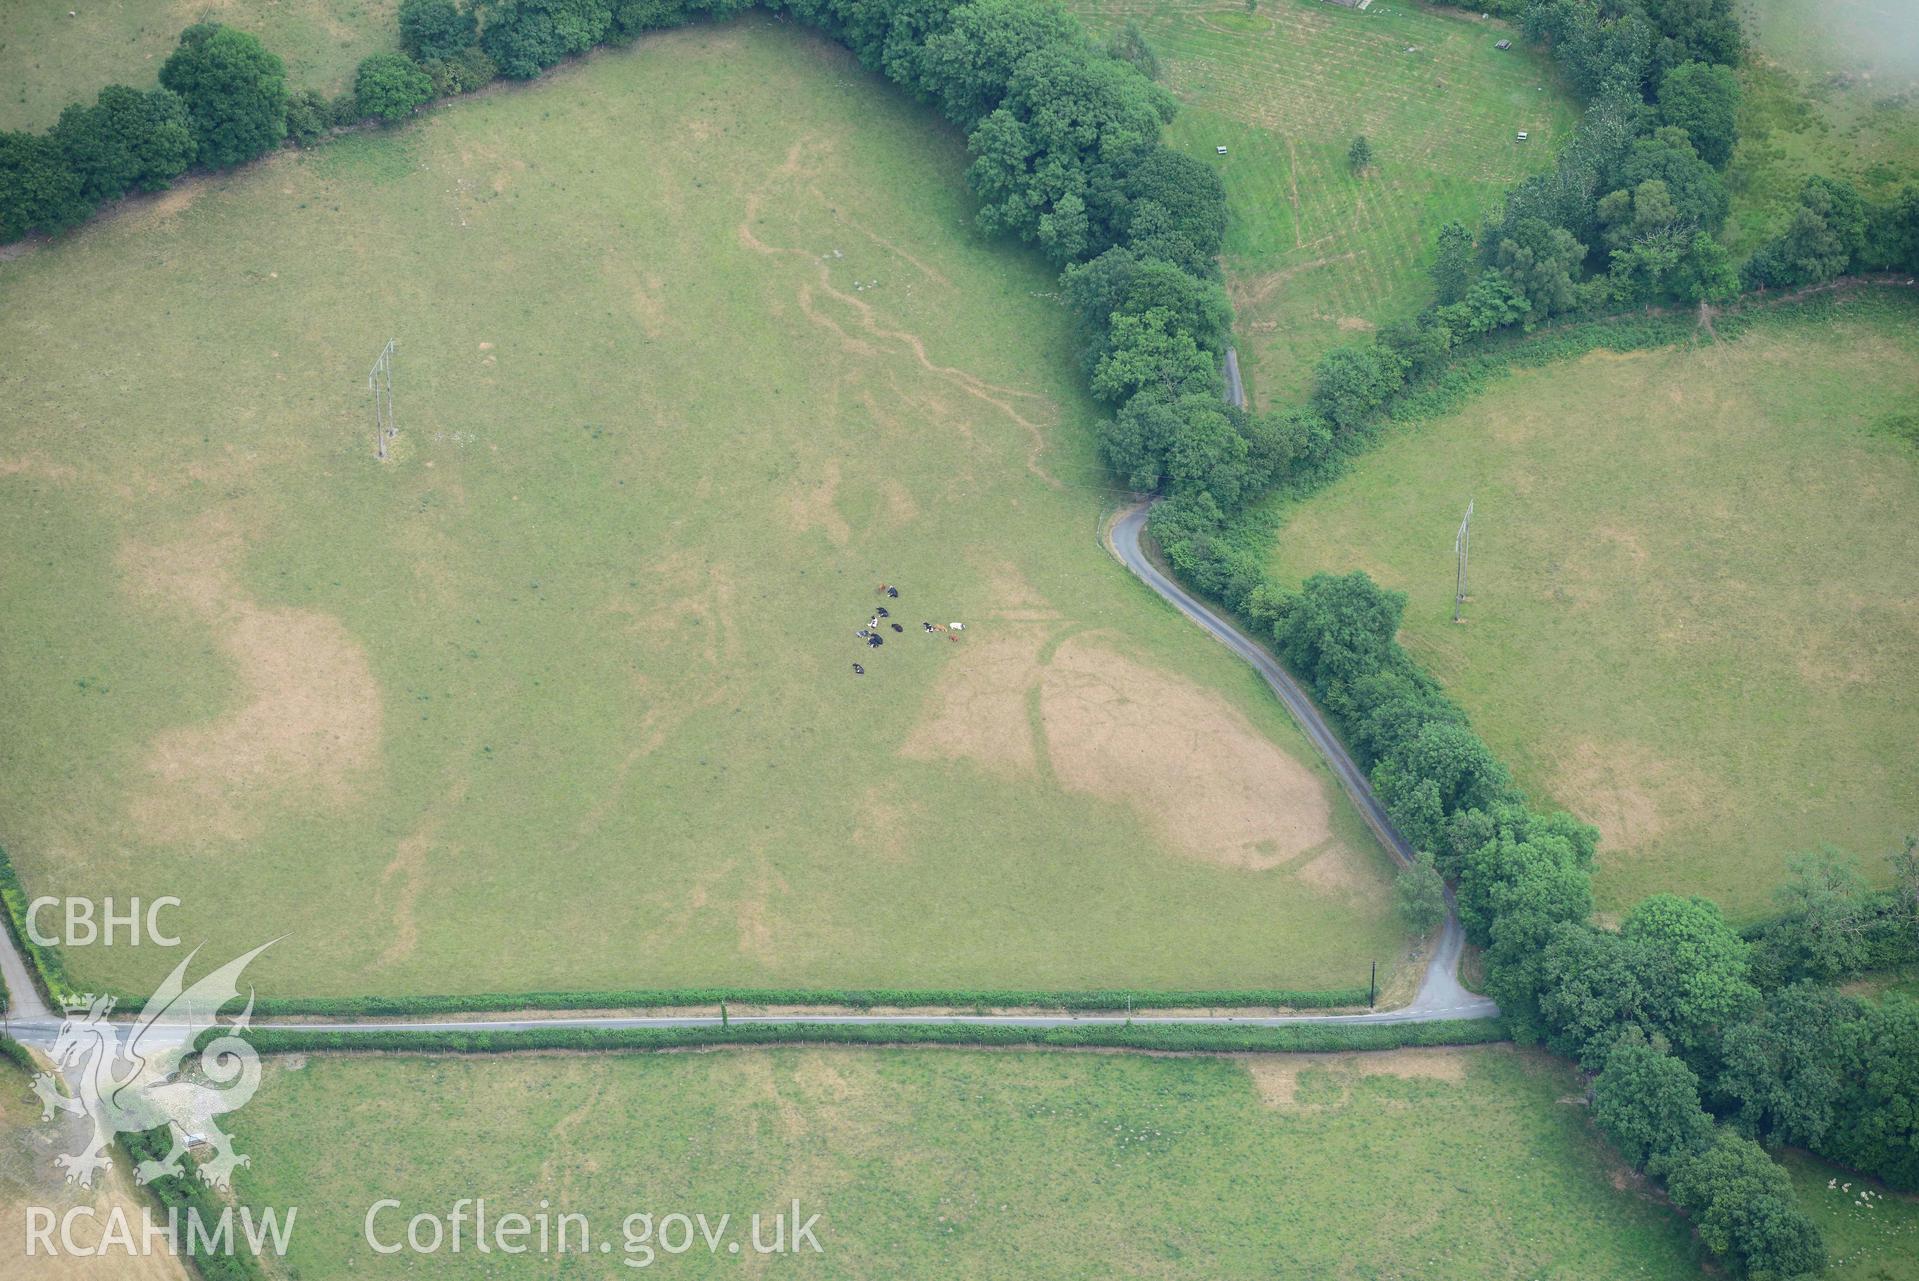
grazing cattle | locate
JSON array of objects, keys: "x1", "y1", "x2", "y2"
[
  {"x1": 886, "y1": 587, "x2": 899, "y2": 598},
  {"x1": 877, "y1": 607, "x2": 889, "y2": 618},
  {"x1": 852, "y1": 663, "x2": 864, "y2": 675},
  {"x1": 891, "y1": 623, "x2": 903, "y2": 632},
  {"x1": 868, "y1": 635, "x2": 883, "y2": 647}
]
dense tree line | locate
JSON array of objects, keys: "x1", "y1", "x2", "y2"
[
  {"x1": 1215, "y1": 560, "x2": 1918, "y2": 1275},
  {"x1": 0, "y1": 12, "x2": 476, "y2": 240},
  {"x1": 1149, "y1": 509, "x2": 1919, "y2": 1273},
  {"x1": 0, "y1": 22, "x2": 279, "y2": 240},
  {"x1": 1152, "y1": 501, "x2": 1919, "y2": 1276}
]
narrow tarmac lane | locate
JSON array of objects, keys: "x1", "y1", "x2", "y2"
[{"x1": 1104, "y1": 500, "x2": 1489, "y2": 1022}]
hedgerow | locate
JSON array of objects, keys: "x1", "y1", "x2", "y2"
[
  {"x1": 116, "y1": 1127, "x2": 269, "y2": 1281},
  {"x1": 0, "y1": 1034, "x2": 34, "y2": 1073},
  {"x1": 238, "y1": 1016, "x2": 1509, "y2": 1056},
  {"x1": 0, "y1": 1029, "x2": 268, "y2": 1280},
  {"x1": 0, "y1": 846, "x2": 70, "y2": 1007}
]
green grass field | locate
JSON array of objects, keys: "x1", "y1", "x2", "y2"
[
  {"x1": 0, "y1": 0, "x2": 398, "y2": 133},
  {"x1": 1264, "y1": 298, "x2": 1919, "y2": 918},
  {"x1": 225, "y1": 1044, "x2": 1702, "y2": 1276},
  {"x1": 0, "y1": 18, "x2": 1414, "y2": 1000},
  {"x1": 1784, "y1": 1150, "x2": 1919, "y2": 1281},
  {"x1": 1727, "y1": 0, "x2": 1919, "y2": 252},
  {"x1": 1071, "y1": 0, "x2": 1577, "y2": 401}
]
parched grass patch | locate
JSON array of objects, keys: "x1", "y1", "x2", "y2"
[
  {"x1": 1071, "y1": 0, "x2": 1577, "y2": 399},
  {"x1": 225, "y1": 1045, "x2": 1702, "y2": 1277},
  {"x1": 0, "y1": 18, "x2": 1410, "y2": 1000},
  {"x1": 1264, "y1": 297, "x2": 1919, "y2": 917},
  {"x1": 1727, "y1": 0, "x2": 1919, "y2": 253},
  {"x1": 0, "y1": 0, "x2": 398, "y2": 132}
]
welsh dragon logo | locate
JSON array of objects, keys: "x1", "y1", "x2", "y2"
[{"x1": 32, "y1": 941, "x2": 275, "y2": 1190}]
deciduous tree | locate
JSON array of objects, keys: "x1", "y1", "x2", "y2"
[
  {"x1": 1592, "y1": 1036, "x2": 1714, "y2": 1173},
  {"x1": 1088, "y1": 307, "x2": 1216, "y2": 404},
  {"x1": 1621, "y1": 893, "x2": 1759, "y2": 1066},
  {"x1": 356, "y1": 52, "x2": 436, "y2": 124},
  {"x1": 480, "y1": 0, "x2": 613, "y2": 79},
  {"x1": 1665, "y1": 1131, "x2": 1827, "y2": 1278},
  {"x1": 1395, "y1": 851, "x2": 1447, "y2": 935},
  {"x1": 1273, "y1": 571, "x2": 1405, "y2": 699},
  {"x1": 50, "y1": 86, "x2": 194, "y2": 203},
  {"x1": 1716, "y1": 983, "x2": 1857, "y2": 1148},
  {"x1": 1494, "y1": 216, "x2": 1588, "y2": 320},
  {"x1": 400, "y1": 0, "x2": 478, "y2": 61},
  {"x1": 159, "y1": 23, "x2": 288, "y2": 168},
  {"x1": 0, "y1": 131, "x2": 89, "y2": 239},
  {"x1": 1656, "y1": 59, "x2": 1739, "y2": 167}
]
